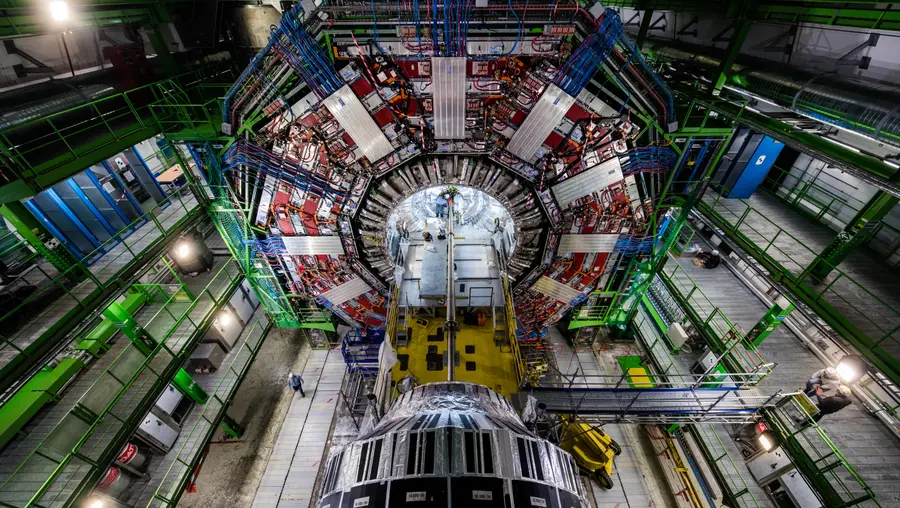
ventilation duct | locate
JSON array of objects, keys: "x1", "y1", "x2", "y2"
[
  {"x1": 0, "y1": 84, "x2": 115, "y2": 132},
  {"x1": 649, "y1": 42, "x2": 900, "y2": 149}
]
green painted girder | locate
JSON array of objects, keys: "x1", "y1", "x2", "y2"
[
  {"x1": 1, "y1": 123, "x2": 161, "y2": 203},
  {"x1": 807, "y1": 191, "x2": 900, "y2": 280},
  {"x1": 601, "y1": 1, "x2": 900, "y2": 31},
  {"x1": 0, "y1": 7, "x2": 151, "y2": 37},
  {"x1": 697, "y1": 201, "x2": 900, "y2": 388},
  {"x1": 0, "y1": 206, "x2": 202, "y2": 396},
  {"x1": 703, "y1": 100, "x2": 900, "y2": 186}
]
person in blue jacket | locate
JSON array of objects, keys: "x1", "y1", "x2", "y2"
[{"x1": 287, "y1": 372, "x2": 305, "y2": 397}]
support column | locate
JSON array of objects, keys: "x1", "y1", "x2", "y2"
[
  {"x1": 221, "y1": 413, "x2": 245, "y2": 439},
  {"x1": 173, "y1": 368, "x2": 210, "y2": 404},
  {"x1": 806, "y1": 191, "x2": 899, "y2": 280},
  {"x1": 0, "y1": 202, "x2": 77, "y2": 273},
  {"x1": 444, "y1": 198, "x2": 458, "y2": 381},
  {"x1": 103, "y1": 301, "x2": 159, "y2": 355},
  {"x1": 636, "y1": 9, "x2": 655, "y2": 50},
  {"x1": 712, "y1": 19, "x2": 751, "y2": 96}
]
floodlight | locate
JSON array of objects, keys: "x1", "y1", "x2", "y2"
[
  {"x1": 175, "y1": 242, "x2": 192, "y2": 261},
  {"x1": 758, "y1": 430, "x2": 777, "y2": 452},
  {"x1": 836, "y1": 355, "x2": 867, "y2": 384},
  {"x1": 50, "y1": 1, "x2": 69, "y2": 21}
]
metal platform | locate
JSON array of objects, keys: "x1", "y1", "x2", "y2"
[
  {"x1": 529, "y1": 386, "x2": 770, "y2": 423},
  {"x1": 0, "y1": 190, "x2": 200, "y2": 377},
  {"x1": 252, "y1": 349, "x2": 345, "y2": 508}
]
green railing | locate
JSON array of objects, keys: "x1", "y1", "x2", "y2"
[
  {"x1": 689, "y1": 424, "x2": 763, "y2": 508},
  {"x1": 0, "y1": 65, "x2": 232, "y2": 186},
  {"x1": 0, "y1": 259, "x2": 244, "y2": 508},
  {"x1": 632, "y1": 306, "x2": 764, "y2": 507},
  {"x1": 145, "y1": 311, "x2": 272, "y2": 507},
  {"x1": 659, "y1": 254, "x2": 773, "y2": 384},
  {"x1": 0, "y1": 185, "x2": 202, "y2": 391},
  {"x1": 699, "y1": 184, "x2": 900, "y2": 384},
  {"x1": 763, "y1": 164, "x2": 900, "y2": 267},
  {"x1": 762, "y1": 394, "x2": 879, "y2": 507},
  {"x1": 207, "y1": 185, "x2": 300, "y2": 328}
]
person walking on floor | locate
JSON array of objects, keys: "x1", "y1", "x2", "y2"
[{"x1": 287, "y1": 372, "x2": 305, "y2": 397}]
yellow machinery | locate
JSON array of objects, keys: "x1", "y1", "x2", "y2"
[{"x1": 558, "y1": 416, "x2": 622, "y2": 489}]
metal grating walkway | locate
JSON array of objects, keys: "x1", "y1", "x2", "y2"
[
  {"x1": 679, "y1": 225, "x2": 900, "y2": 506},
  {"x1": 547, "y1": 328, "x2": 658, "y2": 508},
  {"x1": 702, "y1": 191, "x2": 900, "y2": 365},
  {"x1": 0, "y1": 192, "x2": 199, "y2": 372},
  {"x1": 252, "y1": 349, "x2": 344, "y2": 508}
]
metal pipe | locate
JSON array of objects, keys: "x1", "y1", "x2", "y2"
[
  {"x1": 446, "y1": 199, "x2": 457, "y2": 381},
  {"x1": 649, "y1": 40, "x2": 900, "y2": 149}
]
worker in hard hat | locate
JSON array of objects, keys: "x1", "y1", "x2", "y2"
[
  {"x1": 805, "y1": 366, "x2": 840, "y2": 396},
  {"x1": 435, "y1": 192, "x2": 448, "y2": 218},
  {"x1": 813, "y1": 384, "x2": 852, "y2": 422}
]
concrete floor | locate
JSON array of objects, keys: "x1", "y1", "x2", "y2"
[
  {"x1": 178, "y1": 328, "x2": 312, "y2": 508},
  {"x1": 702, "y1": 191, "x2": 900, "y2": 365},
  {"x1": 547, "y1": 327, "x2": 676, "y2": 508},
  {"x1": 673, "y1": 245, "x2": 900, "y2": 506}
]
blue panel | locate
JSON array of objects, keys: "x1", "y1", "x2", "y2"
[
  {"x1": 24, "y1": 199, "x2": 85, "y2": 259},
  {"x1": 102, "y1": 160, "x2": 143, "y2": 220},
  {"x1": 729, "y1": 136, "x2": 784, "y2": 199}
]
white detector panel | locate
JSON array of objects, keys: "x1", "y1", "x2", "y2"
[
  {"x1": 281, "y1": 236, "x2": 345, "y2": 256},
  {"x1": 323, "y1": 85, "x2": 394, "y2": 163},
  {"x1": 551, "y1": 156, "x2": 623, "y2": 208},
  {"x1": 506, "y1": 84, "x2": 575, "y2": 161},
  {"x1": 320, "y1": 277, "x2": 372, "y2": 307},
  {"x1": 432, "y1": 57, "x2": 467, "y2": 139},
  {"x1": 558, "y1": 234, "x2": 619, "y2": 253},
  {"x1": 531, "y1": 275, "x2": 583, "y2": 304}
]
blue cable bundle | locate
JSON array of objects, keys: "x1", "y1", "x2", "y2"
[
  {"x1": 614, "y1": 234, "x2": 654, "y2": 255},
  {"x1": 224, "y1": 4, "x2": 343, "y2": 125},
  {"x1": 620, "y1": 146, "x2": 677, "y2": 176},
  {"x1": 616, "y1": 32, "x2": 676, "y2": 126},
  {"x1": 553, "y1": 12, "x2": 622, "y2": 96},
  {"x1": 222, "y1": 140, "x2": 348, "y2": 203},
  {"x1": 280, "y1": 5, "x2": 343, "y2": 97}
]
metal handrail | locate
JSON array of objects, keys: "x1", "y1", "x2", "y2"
[
  {"x1": 700, "y1": 183, "x2": 900, "y2": 371},
  {"x1": 0, "y1": 259, "x2": 244, "y2": 508}
]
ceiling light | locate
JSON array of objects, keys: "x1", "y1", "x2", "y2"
[
  {"x1": 884, "y1": 160, "x2": 899, "y2": 169},
  {"x1": 50, "y1": 1, "x2": 69, "y2": 21},
  {"x1": 88, "y1": 500, "x2": 104, "y2": 508}
]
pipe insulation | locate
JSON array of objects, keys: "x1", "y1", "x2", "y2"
[
  {"x1": 649, "y1": 42, "x2": 900, "y2": 149},
  {"x1": 0, "y1": 84, "x2": 116, "y2": 132}
]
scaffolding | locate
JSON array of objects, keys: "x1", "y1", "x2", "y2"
[
  {"x1": 0, "y1": 185, "x2": 202, "y2": 394},
  {"x1": 0, "y1": 259, "x2": 244, "y2": 508},
  {"x1": 699, "y1": 182, "x2": 900, "y2": 387}
]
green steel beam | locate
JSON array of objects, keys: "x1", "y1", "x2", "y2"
[
  {"x1": 600, "y1": 1, "x2": 900, "y2": 31},
  {"x1": 697, "y1": 201, "x2": 900, "y2": 387},
  {"x1": 0, "y1": 201, "x2": 76, "y2": 272},
  {"x1": 702, "y1": 100, "x2": 900, "y2": 188},
  {"x1": 712, "y1": 19, "x2": 751, "y2": 95},
  {"x1": 806, "y1": 191, "x2": 900, "y2": 280}
]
